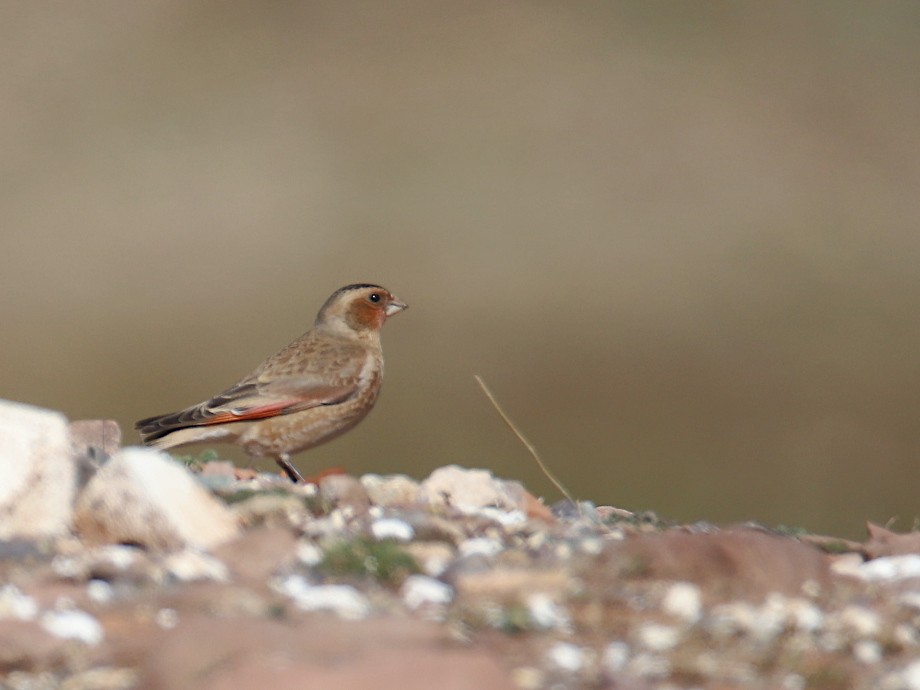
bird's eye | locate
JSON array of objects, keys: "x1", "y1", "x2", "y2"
[{"x1": 368, "y1": 293, "x2": 381, "y2": 303}]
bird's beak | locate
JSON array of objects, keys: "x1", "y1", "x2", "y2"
[{"x1": 386, "y1": 297, "x2": 408, "y2": 316}]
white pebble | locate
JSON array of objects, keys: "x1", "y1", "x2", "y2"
[
  {"x1": 661, "y1": 582, "x2": 702, "y2": 623},
  {"x1": 296, "y1": 541, "x2": 324, "y2": 566},
  {"x1": 0, "y1": 585, "x2": 38, "y2": 621},
  {"x1": 401, "y1": 575, "x2": 453, "y2": 609},
  {"x1": 904, "y1": 659, "x2": 920, "y2": 690},
  {"x1": 858, "y1": 555, "x2": 920, "y2": 582},
  {"x1": 458, "y1": 537, "x2": 503, "y2": 558},
  {"x1": 547, "y1": 642, "x2": 586, "y2": 673},
  {"x1": 371, "y1": 518, "x2": 414, "y2": 542},
  {"x1": 86, "y1": 580, "x2": 114, "y2": 604},
  {"x1": 164, "y1": 549, "x2": 229, "y2": 582},
  {"x1": 275, "y1": 576, "x2": 370, "y2": 620},
  {"x1": 41, "y1": 610, "x2": 104, "y2": 645},
  {"x1": 853, "y1": 639, "x2": 882, "y2": 664},
  {"x1": 526, "y1": 593, "x2": 570, "y2": 631},
  {"x1": 637, "y1": 623, "x2": 680, "y2": 651},
  {"x1": 477, "y1": 507, "x2": 526, "y2": 526}
]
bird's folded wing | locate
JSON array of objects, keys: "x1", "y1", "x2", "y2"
[{"x1": 189, "y1": 380, "x2": 359, "y2": 426}]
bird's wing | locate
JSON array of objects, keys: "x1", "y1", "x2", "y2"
[{"x1": 136, "y1": 336, "x2": 370, "y2": 440}]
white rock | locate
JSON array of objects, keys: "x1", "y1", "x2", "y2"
[
  {"x1": 637, "y1": 623, "x2": 680, "y2": 651},
  {"x1": 275, "y1": 575, "x2": 371, "y2": 620},
  {"x1": 86, "y1": 580, "x2": 114, "y2": 604},
  {"x1": 0, "y1": 585, "x2": 38, "y2": 621},
  {"x1": 547, "y1": 642, "x2": 586, "y2": 673},
  {"x1": 401, "y1": 575, "x2": 453, "y2": 609},
  {"x1": 0, "y1": 399, "x2": 76, "y2": 538},
  {"x1": 297, "y1": 541, "x2": 324, "y2": 566},
  {"x1": 903, "y1": 659, "x2": 920, "y2": 690},
  {"x1": 526, "y1": 593, "x2": 570, "y2": 631},
  {"x1": 458, "y1": 537, "x2": 504, "y2": 558},
  {"x1": 73, "y1": 447, "x2": 240, "y2": 550},
  {"x1": 859, "y1": 555, "x2": 920, "y2": 582},
  {"x1": 853, "y1": 639, "x2": 882, "y2": 664},
  {"x1": 41, "y1": 609, "x2": 104, "y2": 645},
  {"x1": 163, "y1": 549, "x2": 230, "y2": 582},
  {"x1": 418, "y1": 465, "x2": 521, "y2": 513},
  {"x1": 361, "y1": 473, "x2": 420, "y2": 506},
  {"x1": 371, "y1": 517, "x2": 415, "y2": 542},
  {"x1": 661, "y1": 581, "x2": 702, "y2": 623}
]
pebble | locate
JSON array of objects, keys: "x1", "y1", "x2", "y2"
[
  {"x1": 0, "y1": 584, "x2": 38, "y2": 620},
  {"x1": 163, "y1": 549, "x2": 230, "y2": 582},
  {"x1": 526, "y1": 593, "x2": 570, "y2": 631},
  {"x1": 458, "y1": 537, "x2": 504, "y2": 558},
  {"x1": 371, "y1": 517, "x2": 415, "y2": 542},
  {"x1": 637, "y1": 623, "x2": 680, "y2": 651},
  {"x1": 661, "y1": 581, "x2": 702, "y2": 623},
  {"x1": 401, "y1": 574, "x2": 453, "y2": 609},
  {"x1": 547, "y1": 641, "x2": 586, "y2": 673},
  {"x1": 274, "y1": 575, "x2": 371, "y2": 620},
  {"x1": 41, "y1": 609, "x2": 104, "y2": 645}
]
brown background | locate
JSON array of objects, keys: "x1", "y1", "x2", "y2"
[{"x1": 2, "y1": 2, "x2": 919, "y2": 538}]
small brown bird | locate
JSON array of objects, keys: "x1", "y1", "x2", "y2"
[{"x1": 135, "y1": 284, "x2": 407, "y2": 482}]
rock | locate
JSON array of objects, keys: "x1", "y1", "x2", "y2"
[
  {"x1": 0, "y1": 399, "x2": 76, "y2": 539},
  {"x1": 69, "y1": 419, "x2": 122, "y2": 488},
  {"x1": 213, "y1": 526, "x2": 298, "y2": 583},
  {"x1": 418, "y1": 466, "x2": 521, "y2": 513},
  {"x1": 362, "y1": 473, "x2": 421, "y2": 506},
  {"x1": 69, "y1": 419, "x2": 122, "y2": 462},
  {"x1": 318, "y1": 474, "x2": 371, "y2": 514},
  {"x1": 73, "y1": 448, "x2": 240, "y2": 551},
  {"x1": 864, "y1": 522, "x2": 920, "y2": 558}
]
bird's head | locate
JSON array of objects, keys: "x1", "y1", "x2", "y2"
[{"x1": 317, "y1": 283, "x2": 408, "y2": 333}]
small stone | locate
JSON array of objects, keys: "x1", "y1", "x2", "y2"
[
  {"x1": 661, "y1": 581, "x2": 703, "y2": 623},
  {"x1": 547, "y1": 642, "x2": 585, "y2": 673},
  {"x1": 853, "y1": 639, "x2": 882, "y2": 664},
  {"x1": 418, "y1": 465, "x2": 522, "y2": 513},
  {"x1": 319, "y1": 474, "x2": 371, "y2": 514},
  {"x1": 371, "y1": 517, "x2": 415, "y2": 542},
  {"x1": 526, "y1": 593, "x2": 569, "y2": 631},
  {"x1": 637, "y1": 623, "x2": 680, "y2": 651},
  {"x1": 458, "y1": 537, "x2": 504, "y2": 559},
  {"x1": 73, "y1": 447, "x2": 240, "y2": 551},
  {"x1": 69, "y1": 419, "x2": 121, "y2": 461},
  {"x1": 0, "y1": 399, "x2": 76, "y2": 539},
  {"x1": 163, "y1": 549, "x2": 230, "y2": 582},
  {"x1": 401, "y1": 575, "x2": 453, "y2": 609},
  {"x1": 40, "y1": 609, "x2": 104, "y2": 645},
  {"x1": 274, "y1": 575, "x2": 371, "y2": 620},
  {"x1": 859, "y1": 555, "x2": 920, "y2": 581},
  {"x1": 0, "y1": 585, "x2": 38, "y2": 621},
  {"x1": 405, "y1": 542, "x2": 455, "y2": 576},
  {"x1": 361, "y1": 473, "x2": 420, "y2": 506},
  {"x1": 903, "y1": 659, "x2": 920, "y2": 690}
]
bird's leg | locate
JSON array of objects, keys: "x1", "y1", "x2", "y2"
[{"x1": 276, "y1": 454, "x2": 305, "y2": 484}]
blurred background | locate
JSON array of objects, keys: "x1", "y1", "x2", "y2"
[{"x1": 1, "y1": 2, "x2": 918, "y2": 539}]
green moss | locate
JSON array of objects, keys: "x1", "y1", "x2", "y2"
[{"x1": 317, "y1": 538, "x2": 420, "y2": 586}]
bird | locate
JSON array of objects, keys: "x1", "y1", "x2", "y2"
[{"x1": 135, "y1": 283, "x2": 407, "y2": 483}]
